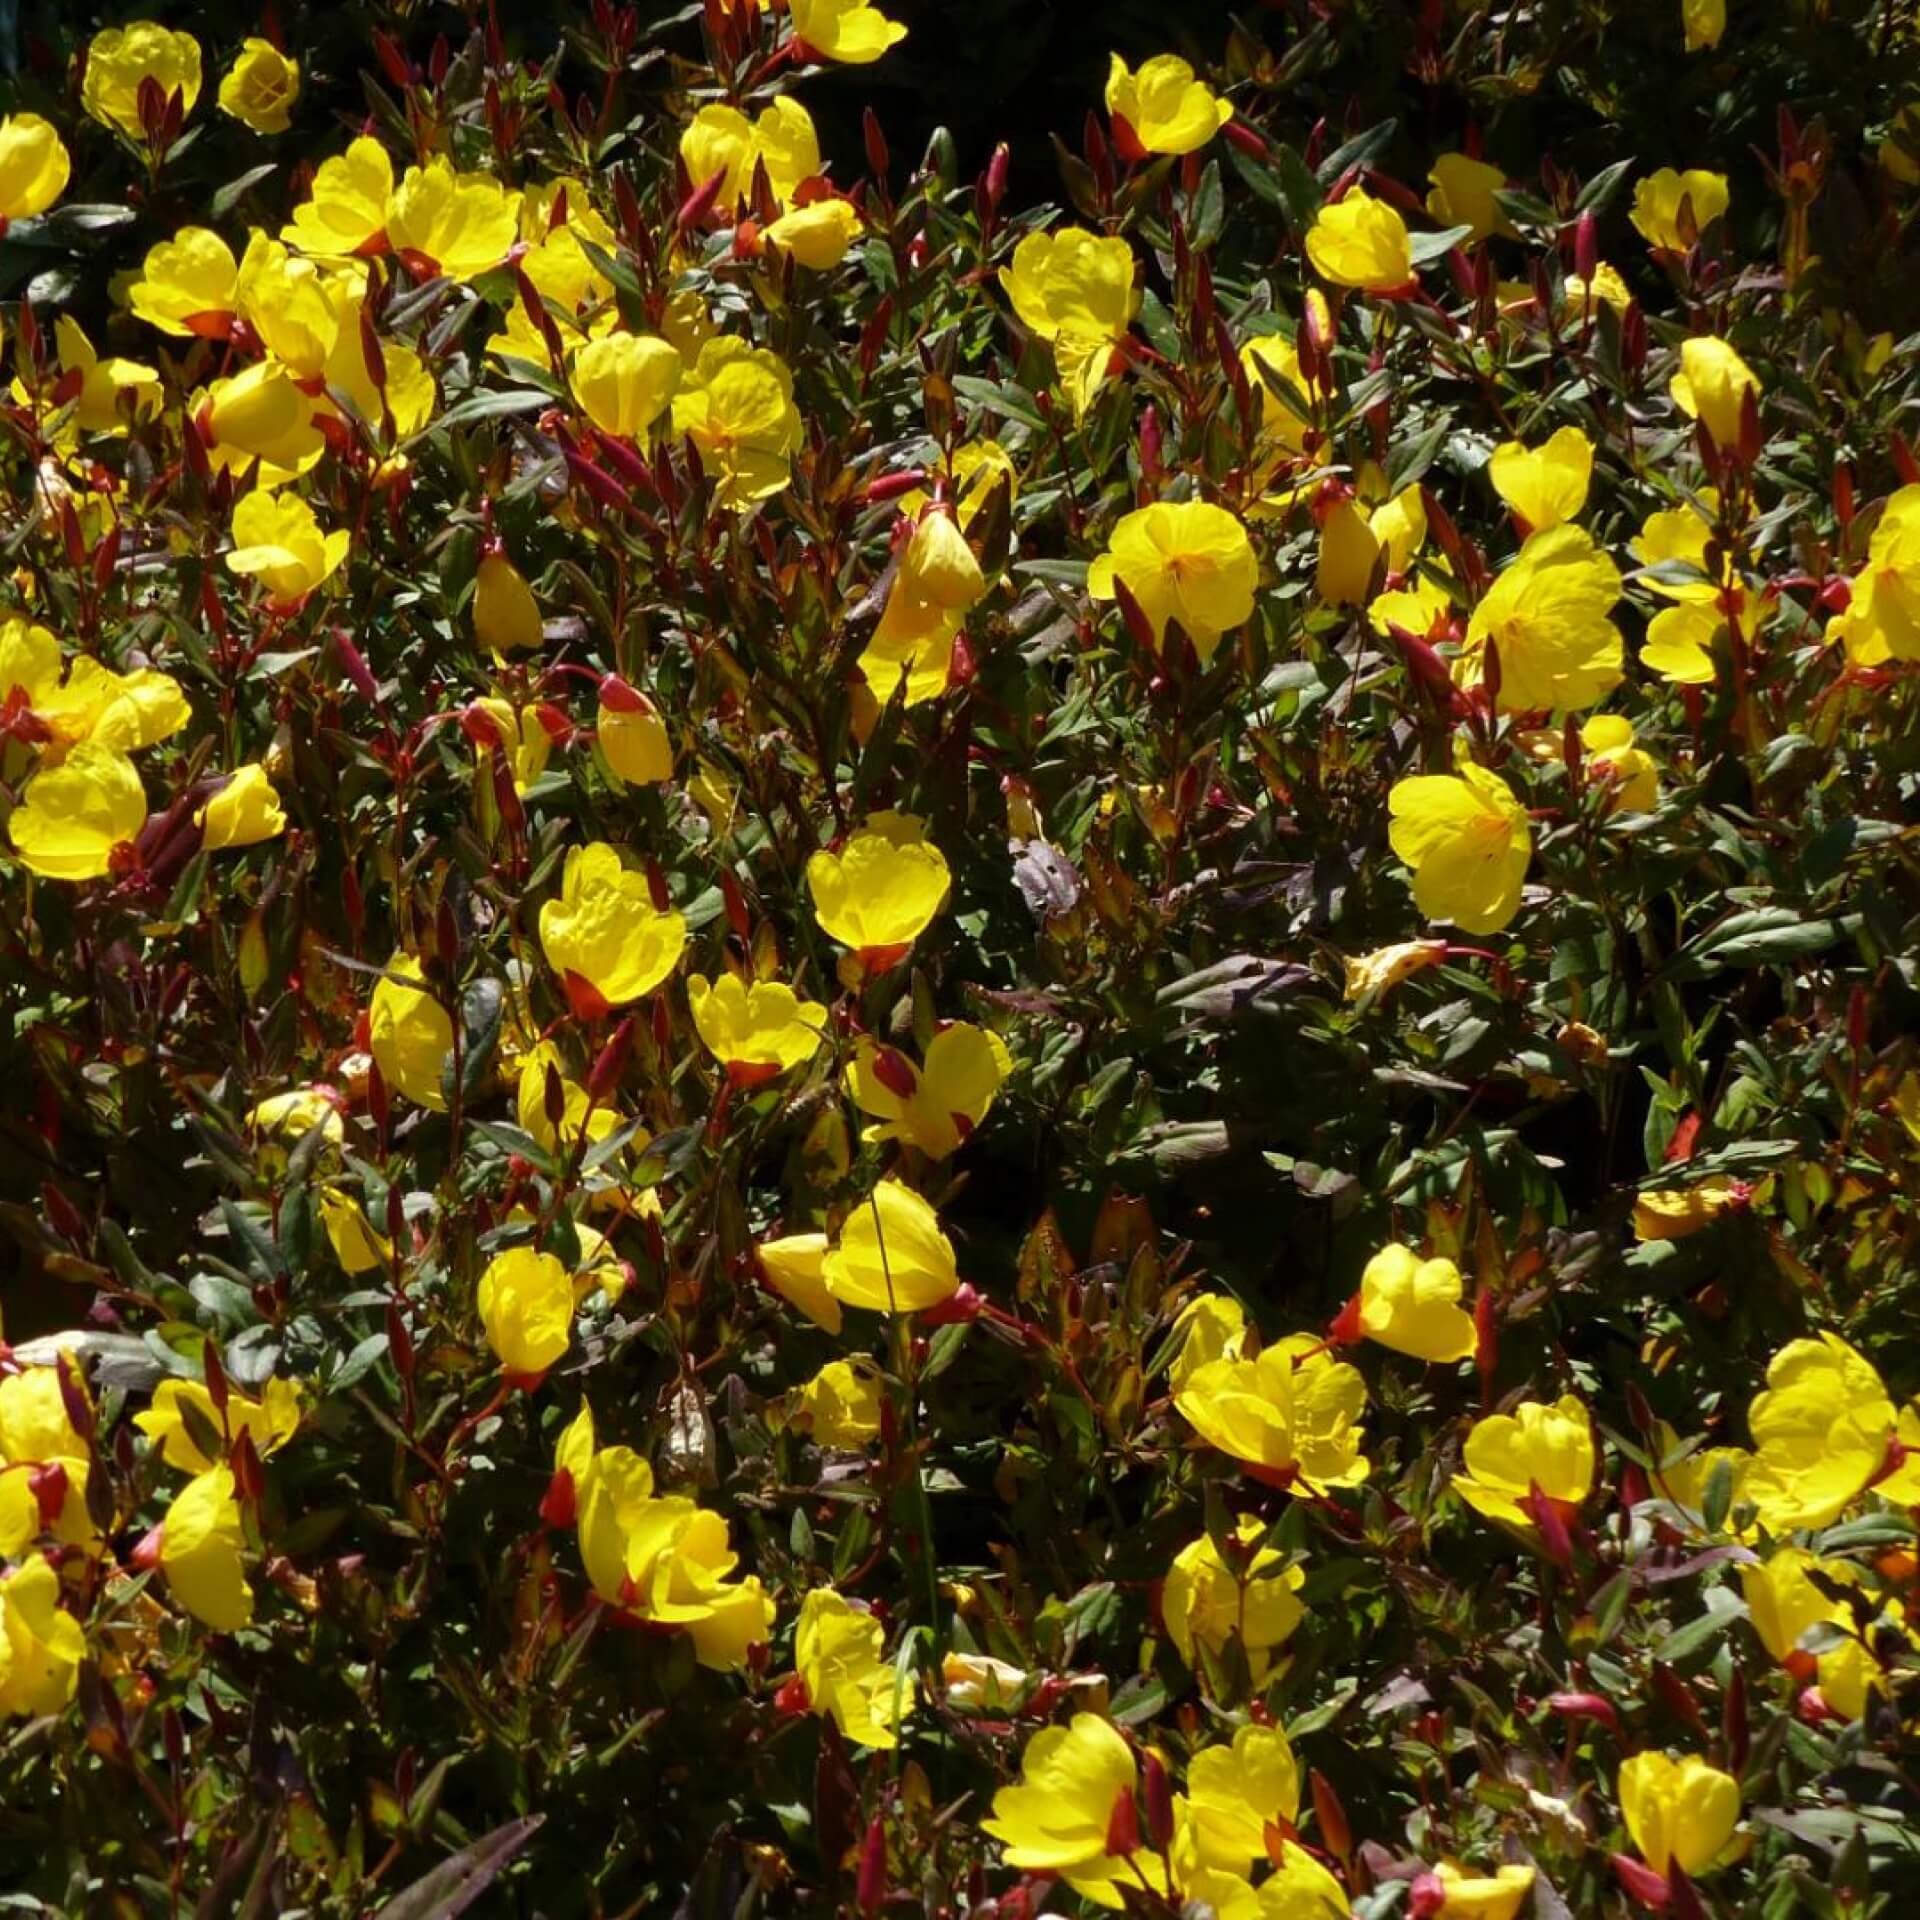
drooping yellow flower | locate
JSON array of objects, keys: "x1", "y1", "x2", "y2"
[
  {"x1": 1104, "y1": 54, "x2": 1232, "y2": 156},
  {"x1": 762, "y1": 197, "x2": 864, "y2": 269},
  {"x1": 0, "y1": 114, "x2": 71, "y2": 222},
  {"x1": 845, "y1": 1023, "x2": 1012, "y2": 1159},
  {"x1": 1683, "y1": 0, "x2": 1728, "y2": 52},
  {"x1": 1241, "y1": 331, "x2": 1316, "y2": 456},
  {"x1": 1741, "y1": 1548, "x2": 1891, "y2": 1719},
  {"x1": 225, "y1": 489, "x2": 349, "y2": 606},
  {"x1": 129, "y1": 227, "x2": 239, "y2": 339},
  {"x1": 983, "y1": 1714, "x2": 1139, "y2": 1906},
  {"x1": 473, "y1": 552, "x2": 544, "y2": 656},
  {"x1": 688, "y1": 974, "x2": 828, "y2": 1080},
  {"x1": 999, "y1": 227, "x2": 1138, "y2": 418},
  {"x1": 320, "y1": 1187, "x2": 391, "y2": 1274},
  {"x1": 1488, "y1": 426, "x2": 1594, "y2": 533},
  {"x1": 1629, "y1": 168, "x2": 1730, "y2": 252},
  {"x1": 1315, "y1": 498, "x2": 1381, "y2": 608},
  {"x1": 679, "y1": 99, "x2": 819, "y2": 218},
  {"x1": 135, "y1": 1377, "x2": 302, "y2": 1475},
  {"x1": 570, "y1": 333, "x2": 682, "y2": 439},
  {"x1": 757, "y1": 1233, "x2": 840, "y2": 1333},
  {"x1": 538, "y1": 842, "x2": 688, "y2": 1011},
  {"x1": 1581, "y1": 715, "x2": 1659, "y2": 812},
  {"x1": 1176, "y1": 1336, "x2": 1370, "y2": 1493},
  {"x1": 82, "y1": 22, "x2": 203, "y2": 138},
  {"x1": 1456, "y1": 525, "x2": 1623, "y2": 712},
  {"x1": 794, "y1": 1588, "x2": 910, "y2": 1746},
  {"x1": 7, "y1": 743, "x2": 147, "y2": 881},
  {"x1": 281, "y1": 136, "x2": 393, "y2": 259},
  {"x1": 467, "y1": 697, "x2": 552, "y2": 795},
  {"x1": 1356, "y1": 1244, "x2": 1477, "y2": 1363},
  {"x1": 1167, "y1": 1294, "x2": 1249, "y2": 1393},
  {"x1": 860, "y1": 508, "x2": 988, "y2": 707},
  {"x1": 198, "y1": 361, "x2": 326, "y2": 482},
  {"x1": 1670, "y1": 336, "x2": 1761, "y2": 450},
  {"x1": 1161, "y1": 1517, "x2": 1305, "y2": 1686},
  {"x1": 789, "y1": 0, "x2": 907, "y2": 64},
  {"x1": 823, "y1": 1179, "x2": 959, "y2": 1314},
  {"x1": 218, "y1": 37, "x2": 300, "y2": 133},
  {"x1": 1342, "y1": 939, "x2": 1447, "y2": 1005},
  {"x1": 386, "y1": 159, "x2": 518, "y2": 281},
  {"x1": 234, "y1": 233, "x2": 337, "y2": 378},
  {"x1": 669, "y1": 337, "x2": 803, "y2": 510},
  {"x1": 1831, "y1": 484, "x2": 1920, "y2": 664},
  {"x1": 368, "y1": 953, "x2": 453, "y2": 1110},
  {"x1": 1424, "y1": 1862, "x2": 1537, "y2": 1918},
  {"x1": 197, "y1": 765, "x2": 287, "y2": 852},
  {"x1": 807, "y1": 811, "x2": 950, "y2": 960},
  {"x1": 478, "y1": 1247, "x2": 575, "y2": 1381},
  {"x1": 1451, "y1": 1395, "x2": 1594, "y2": 1534},
  {"x1": 1618, "y1": 1752, "x2": 1739, "y2": 1878},
  {"x1": 1386, "y1": 766, "x2": 1532, "y2": 935},
  {"x1": 1368, "y1": 484, "x2": 1428, "y2": 573},
  {"x1": 160, "y1": 1466, "x2": 253, "y2": 1632},
  {"x1": 895, "y1": 441, "x2": 1018, "y2": 529},
  {"x1": 1425, "y1": 153, "x2": 1512, "y2": 242},
  {"x1": 597, "y1": 683, "x2": 672, "y2": 785},
  {"x1": 1306, "y1": 189, "x2": 1415, "y2": 293},
  {"x1": 1087, "y1": 501, "x2": 1257, "y2": 666},
  {"x1": 0, "y1": 1557, "x2": 86, "y2": 1718},
  {"x1": 1641, "y1": 603, "x2": 1724, "y2": 684},
  {"x1": 789, "y1": 1359, "x2": 884, "y2": 1448}
]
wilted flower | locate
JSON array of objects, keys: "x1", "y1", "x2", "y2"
[
  {"x1": 83, "y1": 22, "x2": 202, "y2": 138},
  {"x1": 1488, "y1": 426, "x2": 1594, "y2": 532},
  {"x1": 1342, "y1": 939, "x2": 1447, "y2": 1005},
  {"x1": 1087, "y1": 501, "x2": 1258, "y2": 665},
  {"x1": 539, "y1": 842, "x2": 688, "y2": 1011},
  {"x1": 1306, "y1": 189, "x2": 1415, "y2": 293},
  {"x1": 688, "y1": 974, "x2": 828, "y2": 1081},
  {"x1": 1425, "y1": 152, "x2": 1512, "y2": 242},
  {"x1": 473, "y1": 552, "x2": 544, "y2": 656},
  {"x1": 320, "y1": 1188, "x2": 392, "y2": 1273},
  {"x1": 368, "y1": 953, "x2": 454, "y2": 1110},
  {"x1": 846, "y1": 1023, "x2": 1012, "y2": 1158},
  {"x1": 1175, "y1": 1336, "x2": 1371, "y2": 1492},
  {"x1": 1104, "y1": 54, "x2": 1232, "y2": 157},
  {"x1": 793, "y1": 1588, "x2": 910, "y2": 1746},
  {"x1": 1161, "y1": 1517, "x2": 1305, "y2": 1685},
  {"x1": 477, "y1": 1247, "x2": 575, "y2": 1381},
  {"x1": 468, "y1": 697, "x2": 553, "y2": 794},
  {"x1": 1618, "y1": 1752, "x2": 1739, "y2": 1878},
  {"x1": 822, "y1": 1179, "x2": 959, "y2": 1313},
  {"x1": 1386, "y1": 766, "x2": 1533, "y2": 936},
  {"x1": 136, "y1": 1377, "x2": 302, "y2": 1474},
  {"x1": 0, "y1": 114, "x2": 71, "y2": 222},
  {"x1": 1630, "y1": 167, "x2": 1730, "y2": 251},
  {"x1": 1451, "y1": 1395, "x2": 1594, "y2": 1535},
  {"x1": 861, "y1": 509, "x2": 987, "y2": 706},
  {"x1": 219, "y1": 37, "x2": 301, "y2": 133}
]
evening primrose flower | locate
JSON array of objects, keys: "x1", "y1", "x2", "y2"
[
  {"x1": 822, "y1": 1179, "x2": 959, "y2": 1313},
  {"x1": 1741, "y1": 1549, "x2": 1889, "y2": 1718},
  {"x1": 320, "y1": 1187, "x2": 391, "y2": 1273},
  {"x1": 1241, "y1": 331, "x2": 1317, "y2": 456},
  {"x1": 0, "y1": 1557, "x2": 86, "y2": 1717},
  {"x1": 861, "y1": 509, "x2": 987, "y2": 707},
  {"x1": 896, "y1": 440, "x2": 1019, "y2": 529},
  {"x1": 0, "y1": 114, "x2": 71, "y2": 222},
  {"x1": 1306, "y1": 189, "x2": 1415, "y2": 293},
  {"x1": 281, "y1": 136, "x2": 393, "y2": 258},
  {"x1": 687, "y1": 974, "x2": 828, "y2": 1082},
  {"x1": 806, "y1": 811, "x2": 950, "y2": 962},
  {"x1": 1670, "y1": 336, "x2": 1761, "y2": 450},
  {"x1": 1316, "y1": 498, "x2": 1381, "y2": 608},
  {"x1": 82, "y1": 22, "x2": 202, "y2": 138},
  {"x1": 1418, "y1": 1862, "x2": 1536, "y2": 1919},
  {"x1": 1648, "y1": 1421, "x2": 1753, "y2": 1532},
  {"x1": 515, "y1": 1041, "x2": 624, "y2": 1160},
  {"x1": 7, "y1": 743, "x2": 147, "y2": 881},
  {"x1": 0, "y1": 1360, "x2": 98, "y2": 1558},
  {"x1": 757, "y1": 1233, "x2": 840, "y2": 1333},
  {"x1": 136, "y1": 1377, "x2": 302, "y2": 1475},
  {"x1": 794, "y1": 1588, "x2": 910, "y2": 1746},
  {"x1": 570, "y1": 333, "x2": 682, "y2": 439},
  {"x1": 16, "y1": 316, "x2": 160, "y2": 441},
  {"x1": 1489, "y1": 426, "x2": 1594, "y2": 533},
  {"x1": 596, "y1": 680, "x2": 671, "y2": 785},
  {"x1": 999, "y1": 226, "x2": 1138, "y2": 418},
  {"x1": 225, "y1": 490, "x2": 349, "y2": 606},
  {"x1": 1564, "y1": 261, "x2": 1634, "y2": 317},
  {"x1": 234, "y1": 234, "x2": 337, "y2": 378},
  {"x1": 679, "y1": 99, "x2": 819, "y2": 217},
  {"x1": 789, "y1": 0, "x2": 907, "y2": 63},
  {"x1": 1831, "y1": 484, "x2": 1920, "y2": 664},
  {"x1": 218, "y1": 37, "x2": 300, "y2": 133},
  {"x1": 1456, "y1": 525, "x2": 1623, "y2": 712},
  {"x1": 473, "y1": 552, "x2": 544, "y2": 656},
  {"x1": 1175, "y1": 1336, "x2": 1371, "y2": 1493},
  {"x1": 1451, "y1": 1395, "x2": 1595, "y2": 1535},
  {"x1": 477, "y1": 1247, "x2": 575, "y2": 1381},
  {"x1": 1167, "y1": 1294, "x2": 1249, "y2": 1392},
  {"x1": 198, "y1": 362, "x2": 326, "y2": 481},
  {"x1": 1619, "y1": 1752, "x2": 1739, "y2": 1878},
  {"x1": 160, "y1": 1466, "x2": 253, "y2": 1632},
  {"x1": 467, "y1": 697, "x2": 552, "y2": 795},
  {"x1": 129, "y1": 227, "x2": 239, "y2": 339},
  {"x1": 788, "y1": 1359, "x2": 884, "y2": 1448},
  {"x1": 983, "y1": 1713, "x2": 1139, "y2": 1906},
  {"x1": 1104, "y1": 54, "x2": 1232, "y2": 157},
  {"x1": 197, "y1": 765, "x2": 287, "y2": 851},
  {"x1": 1386, "y1": 766, "x2": 1532, "y2": 936},
  {"x1": 1183, "y1": 1724, "x2": 1304, "y2": 1874},
  {"x1": 1342, "y1": 939, "x2": 1447, "y2": 1005},
  {"x1": 1581, "y1": 715, "x2": 1658, "y2": 812},
  {"x1": 1630, "y1": 167, "x2": 1729, "y2": 252},
  {"x1": 368, "y1": 953, "x2": 453, "y2": 1110},
  {"x1": 1355, "y1": 1244, "x2": 1477, "y2": 1363},
  {"x1": 846, "y1": 1023, "x2": 1012, "y2": 1158},
  {"x1": 1087, "y1": 501, "x2": 1257, "y2": 666},
  {"x1": 1161, "y1": 1517, "x2": 1305, "y2": 1686},
  {"x1": 1425, "y1": 152, "x2": 1512, "y2": 242},
  {"x1": 386, "y1": 159, "x2": 518, "y2": 280},
  {"x1": 539, "y1": 842, "x2": 688, "y2": 1011},
  {"x1": 670, "y1": 337, "x2": 803, "y2": 509},
  {"x1": 248, "y1": 1086, "x2": 343, "y2": 1150},
  {"x1": 1683, "y1": 0, "x2": 1727, "y2": 52},
  {"x1": 762, "y1": 196, "x2": 864, "y2": 269}
]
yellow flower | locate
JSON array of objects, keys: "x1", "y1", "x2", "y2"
[
  {"x1": 7, "y1": 743, "x2": 147, "y2": 881},
  {"x1": 570, "y1": 334, "x2": 682, "y2": 440},
  {"x1": 515, "y1": 1040, "x2": 624, "y2": 1160},
  {"x1": 198, "y1": 362, "x2": 325, "y2": 481},
  {"x1": 321, "y1": 273, "x2": 437, "y2": 438},
  {"x1": 789, "y1": 1360, "x2": 884, "y2": 1448},
  {"x1": 999, "y1": 227, "x2": 1138, "y2": 419},
  {"x1": 846, "y1": 1023, "x2": 1012, "y2": 1158},
  {"x1": 941, "y1": 1651, "x2": 1031, "y2": 1711},
  {"x1": 1488, "y1": 426, "x2": 1594, "y2": 533},
  {"x1": 218, "y1": 37, "x2": 300, "y2": 134},
  {"x1": 895, "y1": 441, "x2": 1018, "y2": 529},
  {"x1": 679, "y1": 99, "x2": 819, "y2": 218},
  {"x1": 1104, "y1": 54, "x2": 1232, "y2": 157},
  {"x1": 688, "y1": 973, "x2": 828, "y2": 1079},
  {"x1": 1386, "y1": 766, "x2": 1532, "y2": 936},
  {"x1": 794, "y1": 1588, "x2": 910, "y2": 1746},
  {"x1": 1425, "y1": 153, "x2": 1512, "y2": 242},
  {"x1": 386, "y1": 159, "x2": 518, "y2": 281},
  {"x1": 1369, "y1": 484, "x2": 1428, "y2": 572},
  {"x1": 807, "y1": 811, "x2": 950, "y2": 959},
  {"x1": 473, "y1": 551, "x2": 544, "y2": 656},
  {"x1": 320, "y1": 1188, "x2": 391, "y2": 1273},
  {"x1": 1563, "y1": 262, "x2": 1633, "y2": 317},
  {"x1": 1457, "y1": 525, "x2": 1623, "y2": 712},
  {"x1": 1167, "y1": 1294, "x2": 1248, "y2": 1393},
  {"x1": 538, "y1": 842, "x2": 688, "y2": 1010},
  {"x1": 15, "y1": 315, "x2": 160, "y2": 437},
  {"x1": 757, "y1": 1233, "x2": 841, "y2": 1334},
  {"x1": 225, "y1": 489, "x2": 348, "y2": 606},
  {"x1": 1683, "y1": 0, "x2": 1727, "y2": 52},
  {"x1": 1315, "y1": 498, "x2": 1381, "y2": 609},
  {"x1": 468, "y1": 697, "x2": 552, "y2": 794},
  {"x1": 282, "y1": 136, "x2": 393, "y2": 259},
  {"x1": 983, "y1": 1714, "x2": 1139, "y2": 1906},
  {"x1": 1161, "y1": 1517, "x2": 1304, "y2": 1686},
  {"x1": 477, "y1": 1247, "x2": 574, "y2": 1380},
  {"x1": 789, "y1": 0, "x2": 907, "y2": 64},
  {"x1": 823, "y1": 1179, "x2": 959, "y2": 1313},
  {"x1": 762, "y1": 197, "x2": 863, "y2": 269},
  {"x1": 82, "y1": 22, "x2": 202, "y2": 138},
  {"x1": 129, "y1": 227, "x2": 238, "y2": 339},
  {"x1": 197, "y1": 765, "x2": 287, "y2": 852},
  {"x1": 1241, "y1": 332, "x2": 1316, "y2": 456},
  {"x1": 248, "y1": 1086, "x2": 343, "y2": 1150},
  {"x1": 669, "y1": 337, "x2": 803, "y2": 510},
  {"x1": 160, "y1": 1466, "x2": 253, "y2": 1631},
  {"x1": 1744, "y1": 1333, "x2": 1920, "y2": 1531},
  {"x1": 1356, "y1": 1244, "x2": 1476, "y2": 1363},
  {"x1": 1670, "y1": 336, "x2": 1760, "y2": 450},
  {"x1": 1182, "y1": 1723, "x2": 1303, "y2": 1874},
  {"x1": 17, "y1": 650, "x2": 187, "y2": 759},
  {"x1": 1342, "y1": 939, "x2": 1447, "y2": 1005},
  {"x1": 135, "y1": 1377, "x2": 302, "y2": 1475},
  {"x1": 1426, "y1": 1862, "x2": 1536, "y2": 1918},
  {"x1": 0, "y1": 114, "x2": 70, "y2": 222},
  {"x1": 1306, "y1": 189, "x2": 1414, "y2": 293},
  {"x1": 1741, "y1": 1548, "x2": 1889, "y2": 1719},
  {"x1": 1451, "y1": 1395, "x2": 1594, "y2": 1533},
  {"x1": 369, "y1": 952, "x2": 453, "y2": 1110},
  {"x1": 1087, "y1": 501, "x2": 1257, "y2": 666},
  {"x1": 861, "y1": 508, "x2": 988, "y2": 706},
  {"x1": 1618, "y1": 1752, "x2": 1739, "y2": 1878},
  {"x1": 597, "y1": 683, "x2": 672, "y2": 785},
  {"x1": 0, "y1": 1557, "x2": 86, "y2": 1718},
  {"x1": 1830, "y1": 483, "x2": 1920, "y2": 664},
  {"x1": 0, "y1": 1361, "x2": 98, "y2": 1558},
  {"x1": 234, "y1": 233, "x2": 337, "y2": 378},
  {"x1": 1648, "y1": 1421, "x2": 1752, "y2": 1533},
  {"x1": 1630, "y1": 168, "x2": 1730, "y2": 251},
  {"x1": 1581, "y1": 715, "x2": 1659, "y2": 811},
  {"x1": 1175, "y1": 1336, "x2": 1371, "y2": 1493}
]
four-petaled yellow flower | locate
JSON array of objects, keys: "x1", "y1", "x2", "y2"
[
  {"x1": 1426, "y1": 152, "x2": 1512, "y2": 243},
  {"x1": 670, "y1": 338, "x2": 804, "y2": 509},
  {"x1": 679, "y1": 99, "x2": 819, "y2": 218},
  {"x1": 1630, "y1": 167, "x2": 1730, "y2": 252},
  {"x1": 1386, "y1": 765, "x2": 1533, "y2": 935},
  {"x1": 1456, "y1": 525, "x2": 1624, "y2": 712},
  {"x1": 793, "y1": 1587, "x2": 910, "y2": 1746},
  {"x1": 1176, "y1": 1335, "x2": 1371, "y2": 1493},
  {"x1": 1489, "y1": 426, "x2": 1594, "y2": 533},
  {"x1": 281, "y1": 135, "x2": 392, "y2": 258},
  {"x1": 861, "y1": 509, "x2": 987, "y2": 707},
  {"x1": 1618, "y1": 1752, "x2": 1739, "y2": 1878},
  {"x1": 1581, "y1": 714, "x2": 1659, "y2": 812},
  {"x1": 539, "y1": 842, "x2": 689, "y2": 1012},
  {"x1": 7, "y1": 743, "x2": 148, "y2": 881},
  {"x1": 982, "y1": 1713, "x2": 1139, "y2": 1907},
  {"x1": 1832, "y1": 484, "x2": 1920, "y2": 664},
  {"x1": 823, "y1": 1178, "x2": 959, "y2": 1313},
  {"x1": 762, "y1": 196, "x2": 863, "y2": 269},
  {"x1": 369, "y1": 952, "x2": 454, "y2": 1110},
  {"x1": 197, "y1": 765, "x2": 287, "y2": 851},
  {"x1": 1088, "y1": 501, "x2": 1258, "y2": 666},
  {"x1": 1742, "y1": 1547, "x2": 1896, "y2": 1719},
  {"x1": 845, "y1": 1023, "x2": 1012, "y2": 1158},
  {"x1": 1306, "y1": 188, "x2": 1415, "y2": 293},
  {"x1": 1161, "y1": 1517, "x2": 1305, "y2": 1686},
  {"x1": 807, "y1": 811, "x2": 950, "y2": 963},
  {"x1": 473, "y1": 552, "x2": 544, "y2": 656},
  {"x1": 688, "y1": 974, "x2": 828, "y2": 1081},
  {"x1": 129, "y1": 227, "x2": 239, "y2": 339},
  {"x1": 225, "y1": 490, "x2": 349, "y2": 606},
  {"x1": 386, "y1": 159, "x2": 518, "y2": 281},
  {"x1": 1000, "y1": 226, "x2": 1138, "y2": 419},
  {"x1": 1451, "y1": 1394, "x2": 1594, "y2": 1535},
  {"x1": 788, "y1": 1359, "x2": 884, "y2": 1448},
  {"x1": 478, "y1": 1246, "x2": 575, "y2": 1381},
  {"x1": 789, "y1": 0, "x2": 907, "y2": 64},
  {"x1": 1104, "y1": 54, "x2": 1233, "y2": 157},
  {"x1": 1355, "y1": 1244, "x2": 1477, "y2": 1363},
  {"x1": 219, "y1": 38, "x2": 301, "y2": 134},
  {"x1": 136, "y1": 1377, "x2": 302, "y2": 1474},
  {"x1": 0, "y1": 1360, "x2": 99, "y2": 1558},
  {"x1": 570, "y1": 333, "x2": 682, "y2": 439},
  {"x1": 83, "y1": 22, "x2": 203, "y2": 139},
  {"x1": 0, "y1": 1557, "x2": 86, "y2": 1717}
]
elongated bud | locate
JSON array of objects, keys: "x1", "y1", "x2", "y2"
[
  {"x1": 436, "y1": 898, "x2": 460, "y2": 977},
  {"x1": 1722, "y1": 1663, "x2": 1749, "y2": 1775},
  {"x1": 1610, "y1": 1855, "x2": 1671, "y2": 1912},
  {"x1": 1103, "y1": 1785, "x2": 1139, "y2": 1858},
  {"x1": 1141, "y1": 1750, "x2": 1175, "y2": 1853},
  {"x1": 1111, "y1": 576, "x2": 1158, "y2": 654},
  {"x1": 1139, "y1": 404, "x2": 1163, "y2": 484},
  {"x1": 588, "y1": 1016, "x2": 636, "y2": 1103},
  {"x1": 863, "y1": 107, "x2": 889, "y2": 183},
  {"x1": 1651, "y1": 1661, "x2": 1710, "y2": 1738},
  {"x1": 1833, "y1": 461, "x2": 1854, "y2": 530},
  {"x1": 677, "y1": 167, "x2": 728, "y2": 232},
  {"x1": 856, "y1": 1814, "x2": 888, "y2": 1914},
  {"x1": 1547, "y1": 1689, "x2": 1621, "y2": 1732},
  {"x1": 1524, "y1": 1482, "x2": 1575, "y2": 1568},
  {"x1": 333, "y1": 629, "x2": 379, "y2": 704},
  {"x1": 720, "y1": 870, "x2": 751, "y2": 944},
  {"x1": 1894, "y1": 432, "x2": 1920, "y2": 487},
  {"x1": 1084, "y1": 111, "x2": 1114, "y2": 199},
  {"x1": 1621, "y1": 300, "x2": 1648, "y2": 375},
  {"x1": 1308, "y1": 1770, "x2": 1350, "y2": 1861},
  {"x1": 540, "y1": 1467, "x2": 577, "y2": 1529},
  {"x1": 985, "y1": 141, "x2": 1010, "y2": 210},
  {"x1": 1574, "y1": 209, "x2": 1598, "y2": 283},
  {"x1": 1222, "y1": 119, "x2": 1269, "y2": 159}
]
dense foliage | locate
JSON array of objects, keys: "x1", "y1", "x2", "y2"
[{"x1": 3, "y1": 0, "x2": 1920, "y2": 1914}]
